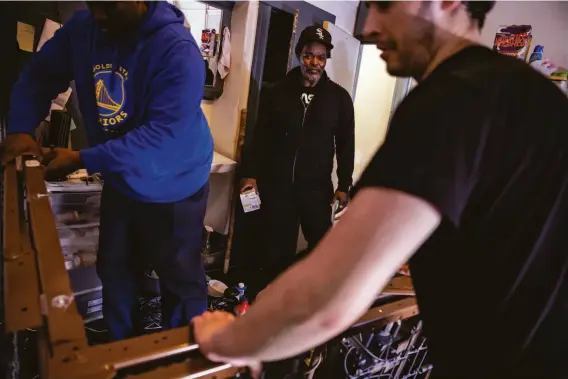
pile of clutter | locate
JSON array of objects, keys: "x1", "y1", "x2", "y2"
[
  {"x1": 139, "y1": 296, "x2": 163, "y2": 331},
  {"x1": 207, "y1": 279, "x2": 250, "y2": 316},
  {"x1": 138, "y1": 278, "x2": 250, "y2": 332},
  {"x1": 137, "y1": 226, "x2": 232, "y2": 331}
]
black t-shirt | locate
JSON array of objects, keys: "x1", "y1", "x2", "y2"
[{"x1": 356, "y1": 46, "x2": 568, "y2": 378}]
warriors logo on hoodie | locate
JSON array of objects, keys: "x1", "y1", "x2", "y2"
[{"x1": 93, "y1": 63, "x2": 129, "y2": 129}]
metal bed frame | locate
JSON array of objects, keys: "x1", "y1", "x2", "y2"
[{"x1": 2, "y1": 159, "x2": 422, "y2": 379}]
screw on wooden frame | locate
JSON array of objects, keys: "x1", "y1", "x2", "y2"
[{"x1": 51, "y1": 294, "x2": 75, "y2": 310}]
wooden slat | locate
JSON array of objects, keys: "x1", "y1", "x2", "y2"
[
  {"x1": 383, "y1": 275, "x2": 415, "y2": 296},
  {"x1": 352, "y1": 297, "x2": 419, "y2": 330},
  {"x1": 51, "y1": 326, "x2": 195, "y2": 378},
  {"x1": 2, "y1": 162, "x2": 42, "y2": 331},
  {"x1": 24, "y1": 162, "x2": 87, "y2": 345}
]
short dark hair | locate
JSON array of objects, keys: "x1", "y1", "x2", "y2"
[{"x1": 462, "y1": 1, "x2": 495, "y2": 29}]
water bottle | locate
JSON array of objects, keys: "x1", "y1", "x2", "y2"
[
  {"x1": 235, "y1": 282, "x2": 247, "y2": 300},
  {"x1": 529, "y1": 45, "x2": 544, "y2": 64}
]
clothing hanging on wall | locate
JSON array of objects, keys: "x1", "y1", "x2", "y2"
[{"x1": 218, "y1": 26, "x2": 231, "y2": 79}]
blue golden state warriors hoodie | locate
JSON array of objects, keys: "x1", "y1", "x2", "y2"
[{"x1": 9, "y1": 2, "x2": 213, "y2": 203}]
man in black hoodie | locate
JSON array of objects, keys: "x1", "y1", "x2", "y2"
[{"x1": 241, "y1": 26, "x2": 355, "y2": 277}]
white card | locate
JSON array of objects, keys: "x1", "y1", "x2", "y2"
[{"x1": 240, "y1": 190, "x2": 261, "y2": 213}]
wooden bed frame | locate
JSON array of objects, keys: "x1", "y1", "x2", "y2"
[{"x1": 2, "y1": 160, "x2": 418, "y2": 379}]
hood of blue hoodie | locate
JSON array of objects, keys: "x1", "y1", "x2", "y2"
[
  {"x1": 135, "y1": 1, "x2": 187, "y2": 39},
  {"x1": 89, "y1": 2, "x2": 191, "y2": 134}
]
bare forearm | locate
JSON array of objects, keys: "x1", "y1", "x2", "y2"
[
  {"x1": 208, "y1": 257, "x2": 368, "y2": 362},
  {"x1": 203, "y1": 188, "x2": 441, "y2": 362}
]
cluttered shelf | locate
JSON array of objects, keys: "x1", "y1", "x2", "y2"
[{"x1": 43, "y1": 151, "x2": 236, "y2": 184}]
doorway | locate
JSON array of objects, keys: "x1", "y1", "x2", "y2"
[
  {"x1": 262, "y1": 8, "x2": 294, "y2": 85},
  {"x1": 231, "y1": 2, "x2": 336, "y2": 268}
]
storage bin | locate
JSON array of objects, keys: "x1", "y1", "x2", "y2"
[
  {"x1": 49, "y1": 192, "x2": 101, "y2": 227},
  {"x1": 46, "y1": 180, "x2": 103, "y2": 323}
]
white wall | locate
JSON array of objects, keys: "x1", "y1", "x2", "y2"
[
  {"x1": 481, "y1": 1, "x2": 568, "y2": 68},
  {"x1": 307, "y1": 1, "x2": 359, "y2": 34},
  {"x1": 352, "y1": 46, "x2": 396, "y2": 181}
]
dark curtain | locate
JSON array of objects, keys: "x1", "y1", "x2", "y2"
[{"x1": 0, "y1": 4, "x2": 20, "y2": 140}]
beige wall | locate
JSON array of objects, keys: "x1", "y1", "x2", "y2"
[
  {"x1": 202, "y1": 1, "x2": 259, "y2": 160},
  {"x1": 203, "y1": 1, "x2": 259, "y2": 233}
]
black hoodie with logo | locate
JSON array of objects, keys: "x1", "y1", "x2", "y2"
[{"x1": 241, "y1": 67, "x2": 355, "y2": 195}]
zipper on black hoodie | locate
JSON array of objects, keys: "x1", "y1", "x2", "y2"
[
  {"x1": 292, "y1": 99, "x2": 311, "y2": 183},
  {"x1": 292, "y1": 76, "x2": 322, "y2": 183}
]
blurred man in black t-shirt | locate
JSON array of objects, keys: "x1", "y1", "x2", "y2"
[{"x1": 194, "y1": 2, "x2": 568, "y2": 378}]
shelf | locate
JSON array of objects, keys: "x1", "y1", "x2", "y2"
[
  {"x1": 211, "y1": 151, "x2": 236, "y2": 174},
  {"x1": 45, "y1": 153, "x2": 236, "y2": 194}
]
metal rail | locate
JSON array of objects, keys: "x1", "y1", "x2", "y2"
[{"x1": 352, "y1": 297, "x2": 418, "y2": 330}]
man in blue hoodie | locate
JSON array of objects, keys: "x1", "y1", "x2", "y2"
[{"x1": 2, "y1": 1, "x2": 214, "y2": 341}]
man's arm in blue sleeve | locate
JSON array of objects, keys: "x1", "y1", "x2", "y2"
[
  {"x1": 8, "y1": 18, "x2": 74, "y2": 135},
  {"x1": 80, "y1": 41, "x2": 205, "y2": 177}
]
